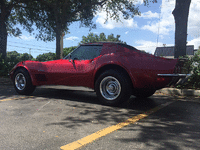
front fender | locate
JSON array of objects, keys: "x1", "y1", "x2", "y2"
[
  {"x1": 9, "y1": 61, "x2": 29, "y2": 80},
  {"x1": 9, "y1": 61, "x2": 41, "y2": 86}
]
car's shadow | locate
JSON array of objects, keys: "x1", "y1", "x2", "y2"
[
  {"x1": 3, "y1": 85, "x2": 173, "y2": 130},
  {"x1": 32, "y1": 86, "x2": 160, "y2": 111},
  {"x1": 30, "y1": 86, "x2": 163, "y2": 128}
]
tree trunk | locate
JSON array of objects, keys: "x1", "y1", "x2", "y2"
[
  {"x1": 56, "y1": 24, "x2": 61, "y2": 59},
  {"x1": 0, "y1": 18, "x2": 7, "y2": 59},
  {"x1": 172, "y1": 0, "x2": 191, "y2": 58}
]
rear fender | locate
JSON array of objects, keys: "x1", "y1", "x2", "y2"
[{"x1": 93, "y1": 54, "x2": 137, "y2": 89}]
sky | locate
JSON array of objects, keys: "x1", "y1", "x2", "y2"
[{"x1": 7, "y1": 0, "x2": 200, "y2": 58}]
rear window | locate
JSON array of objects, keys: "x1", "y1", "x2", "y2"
[
  {"x1": 118, "y1": 43, "x2": 138, "y2": 51},
  {"x1": 118, "y1": 43, "x2": 148, "y2": 54}
]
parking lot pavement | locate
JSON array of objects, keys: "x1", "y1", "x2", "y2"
[{"x1": 0, "y1": 85, "x2": 200, "y2": 150}]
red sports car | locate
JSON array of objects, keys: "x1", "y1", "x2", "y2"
[{"x1": 9, "y1": 42, "x2": 190, "y2": 105}]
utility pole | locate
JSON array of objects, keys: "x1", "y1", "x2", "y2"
[{"x1": 29, "y1": 48, "x2": 31, "y2": 60}]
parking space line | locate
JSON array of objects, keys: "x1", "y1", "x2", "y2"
[
  {"x1": 60, "y1": 101, "x2": 174, "y2": 150},
  {"x1": 0, "y1": 96, "x2": 34, "y2": 102}
]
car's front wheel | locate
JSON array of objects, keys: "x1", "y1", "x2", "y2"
[
  {"x1": 95, "y1": 69, "x2": 132, "y2": 106},
  {"x1": 13, "y1": 68, "x2": 36, "y2": 95}
]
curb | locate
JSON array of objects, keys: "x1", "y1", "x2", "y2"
[{"x1": 157, "y1": 88, "x2": 200, "y2": 97}]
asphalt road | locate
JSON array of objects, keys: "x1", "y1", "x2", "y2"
[{"x1": 0, "y1": 85, "x2": 200, "y2": 150}]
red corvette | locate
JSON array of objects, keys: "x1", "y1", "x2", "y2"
[{"x1": 9, "y1": 42, "x2": 190, "y2": 105}]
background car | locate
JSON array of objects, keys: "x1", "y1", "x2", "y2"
[{"x1": 9, "y1": 42, "x2": 190, "y2": 105}]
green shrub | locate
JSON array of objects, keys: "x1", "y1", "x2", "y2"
[
  {"x1": 0, "y1": 54, "x2": 9, "y2": 76},
  {"x1": 36, "y1": 52, "x2": 56, "y2": 61},
  {"x1": 19, "y1": 53, "x2": 33, "y2": 61},
  {"x1": 0, "y1": 51, "x2": 34, "y2": 77},
  {"x1": 63, "y1": 46, "x2": 77, "y2": 57},
  {"x1": 175, "y1": 51, "x2": 200, "y2": 89}
]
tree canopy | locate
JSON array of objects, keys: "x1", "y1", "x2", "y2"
[
  {"x1": 27, "y1": 0, "x2": 144, "y2": 59},
  {"x1": 1, "y1": 0, "x2": 159, "y2": 60},
  {"x1": 1, "y1": 0, "x2": 157, "y2": 59},
  {"x1": 0, "y1": 0, "x2": 42, "y2": 59},
  {"x1": 80, "y1": 32, "x2": 126, "y2": 44},
  {"x1": 1, "y1": 0, "x2": 192, "y2": 60}
]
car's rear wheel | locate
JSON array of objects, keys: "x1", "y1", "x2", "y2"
[
  {"x1": 132, "y1": 89, "x2": 156, "y2": 98},
  {"x1": 95, "y1": 69, "x2": 132, "y2": 106},
  {"x1": 13, "y1": 68, "x2": 36, "y2": 95}
]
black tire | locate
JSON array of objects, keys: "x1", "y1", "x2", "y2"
[
  {"x1": 13, "y1": 68, "x2": 36, "y2": 95},
  {"x1": 95, "y1": 69, "x2": 132, "y2": 106},
  {"x1": 132, "y1": 89, "x2": 156, "y2": 98}
]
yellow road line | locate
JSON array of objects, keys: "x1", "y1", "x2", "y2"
[
  {"x1": 0, "y1": 96, "x2": 34, "y2": 102},
  {"x1": 60, "y1": 101, "x2": 174, "y2": 150}
]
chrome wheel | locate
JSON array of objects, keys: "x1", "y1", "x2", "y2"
[
  {"x1": 15, "y1": 73, "x2": 26, "y2": 90},
  {"x1": 100, "y1": 76, "x2": 121, "y2": 100}
]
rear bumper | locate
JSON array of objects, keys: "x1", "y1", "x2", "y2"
[
  {"x1": 157, "y1": 74, "x2": 191, "y2": 77},
  {"x1": 157, "y1": 73, "x2": 191, "y2": 86}
]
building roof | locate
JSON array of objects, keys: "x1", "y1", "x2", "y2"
[{"x1": 154, "y1": 45, "x2": 194, "y2": 56}]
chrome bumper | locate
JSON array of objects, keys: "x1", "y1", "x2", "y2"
[
  {"x1": 157, "y1": 74, "x2": 191, "y2": 77},
  {"x1": 157, "y1": 74, "x2": 192, "y2": 86}
]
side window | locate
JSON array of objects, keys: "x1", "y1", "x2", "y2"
[
  {"x1": 71, "y1": 45, "x2": 102, "y2": 60},
  {"x1": 70, "y1": 46, "x2": 85, "y2": 60}
]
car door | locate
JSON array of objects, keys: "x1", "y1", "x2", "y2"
[
  {"x1": 68, "y1": 44, "x2": 103, "y2": 87},
  {"x1": 44, "y1": 59, "x2": 77, "y2": 85}
]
